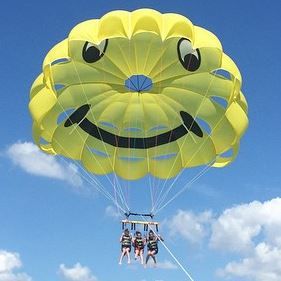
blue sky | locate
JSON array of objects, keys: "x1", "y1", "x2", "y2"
[{"x1": 1, "y1": 1, "x2": 281, "y2": 281}]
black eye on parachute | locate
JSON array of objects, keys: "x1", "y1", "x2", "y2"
[
  {"x1": 82, "y1": 39, "x2": 108, "y2": 63},
  {"x1": 177, "y1": 38, "x2": 201, "y2": 71}
]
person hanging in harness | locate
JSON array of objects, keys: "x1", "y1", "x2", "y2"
[
  {"x1": 119, "y1": 228, "x2": 132, "y2": 265},
  {"x1": 132, "y1": 231, "x2": 146, "y2": 264},
  {"x1": 145, "y1": 230, "x2": 164, "y2": 267}
]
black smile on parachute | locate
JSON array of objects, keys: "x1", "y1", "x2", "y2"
[{"x1": 64, "y1": 103, "x2": 203, "y2": 149}]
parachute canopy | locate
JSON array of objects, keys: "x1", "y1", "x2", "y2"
[{"x1": 29, "y1": 9, "x2": 248, "y2": 180}]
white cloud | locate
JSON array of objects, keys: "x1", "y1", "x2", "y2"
[
  {"x1": 210, "y1": 198, "x2": 281, "y2": 253},
  {"x1": 0, "y1": 250, "x2": 32, "y2": 281},
  {"x1": 0, "y1": 250, "x2": 21, "y2": 273},
  {"x1": 164, "y1": 198, "x2": 281, "y2": 281},
  {"x1": 210, "y1": 198, "x2": 281, "y2": 281},
  {"x1": 7, "y1": 141, "x2": 83, "y2": 187},
  {"x1": 157, "y1": 260, "x2": 178, "y2": 270},
  {"x1": 217, "y1": 243, "x2": 281, "y2": 281},
  {"x1": 167, "y1": 210, "x2": 213, "y2": 244},
  {"x1": 59, "y1": 263, "x2": 97, "y2": 281}
]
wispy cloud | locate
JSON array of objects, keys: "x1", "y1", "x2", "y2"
[
  {"x1": 6, "y1": 141, "x2": 83, "y2": 187},
  {"x1": 0, "y1": 250, "x2": 32, "y2": 281},
  {"x1": 166, "y1": 209, "x2": 213, "y2": 244},
  {"x1": 191, "y1": 184, "x2": 220, "y2": 198},
  {"x1": 59, "y1": 263, "x2": 97, "y2": 281},
  {"x1": 105, "y1": 205, "x2": 122, "y2": 220},
  {"x1": 157, "y1": 260, "x2": 178, "y2": 270}
]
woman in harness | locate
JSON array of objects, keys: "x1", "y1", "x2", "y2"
[
  {"x1": 119, "y1": 228, "x2": 132, "y2": 265},
  {"x1": 132, "y1": 231, "x2": 146, "y2": 264},
  {"x1": 145, "y1": 230, "x2": 164, "y2": 266}
]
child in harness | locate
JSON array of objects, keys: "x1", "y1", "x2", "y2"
[{"x1": 132, "y1": 231, "x2": 146, "y2": 264}]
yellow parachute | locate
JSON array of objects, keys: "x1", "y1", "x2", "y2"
[{"x1": 29, "y1": 9, "x2": 248, "y2": 180}]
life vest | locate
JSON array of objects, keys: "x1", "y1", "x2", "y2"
[
  {"x1": 135, "y1": 237, "x2": 144, "y2": 248},
  {"x1": 147, "y1": 238, "x2": 158, "y2": 250},
  {"x1": 122, "y1": 234, "x2": 132, "y2": 247}
]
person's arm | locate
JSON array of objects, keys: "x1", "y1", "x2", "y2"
[{"x1": 120, "y1": 234, "x2": 123, "y2": 243}]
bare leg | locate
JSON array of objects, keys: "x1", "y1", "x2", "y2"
[
  {"x1": 145, "y1": 251, "x2": 151, "y2": 264},
  {"x1": 140, "y1": 250, "x2": 144, "y2": 264},
  {"x1": 126, "y1": 249, "x2": 131, "y2": 264},
  {"x1": 135, "y1": 249, "x2": 139, "y2": 260},
  {"x1": 151, "y1": 250, "x2": 157, "y2": 266},
  {"x1": 119, "y1": 249, "x2": 126, "y2": 264}
]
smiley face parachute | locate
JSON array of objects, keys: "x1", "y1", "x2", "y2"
[{"x1": 29, "y1": 9, "x2": 248, "y2": 217}]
